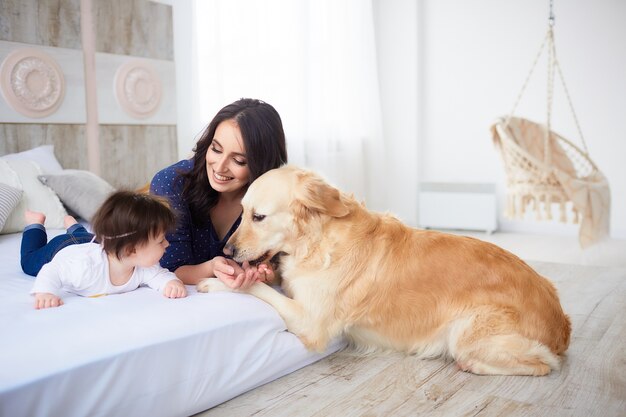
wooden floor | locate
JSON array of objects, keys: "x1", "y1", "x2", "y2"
[{"x1": 197, "y1": 261, "x2": 626, "y2": 417}]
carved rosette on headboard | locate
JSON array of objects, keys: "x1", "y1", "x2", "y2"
[
  {"x1": 114, "y1": 60, "x2": 163, "y2": 119},
  {"x1": 0, "y1": 48, "x2": 66, "y2": 118}
]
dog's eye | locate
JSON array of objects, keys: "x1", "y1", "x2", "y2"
[{"x1": 252, "y1": 213, "x2": 266, "y2": 222}]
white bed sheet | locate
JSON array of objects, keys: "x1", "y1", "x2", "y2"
[{"x1": 0, "y1": 231, "x2": 344, "y2": 417}]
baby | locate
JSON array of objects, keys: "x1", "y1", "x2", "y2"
[{"x1": 21, "y1": 191, "x2": 187, "y2": 309}]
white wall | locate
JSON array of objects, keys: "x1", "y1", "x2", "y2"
[
  {"x1": 373, "y1": 0, "x2": 420, "y2": 225},
  {"x1": 376, "y1": 0, "x2": 625, "y2": 238}
]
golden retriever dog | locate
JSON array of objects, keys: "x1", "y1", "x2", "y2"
[{"x1": 197, "y1": 165, "x2": 571, "y2": 376}]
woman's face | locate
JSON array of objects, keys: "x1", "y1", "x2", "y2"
[{"x1": 206, "y1": 119, "x2": 250, "y2": 196}]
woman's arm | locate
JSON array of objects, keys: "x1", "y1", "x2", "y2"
[
  {"x1": 175, "y1": 257, "x2": 247, "y2": 286},
  {"x1": 173, "y1": 260, "x2": 215, "y2": 285}
]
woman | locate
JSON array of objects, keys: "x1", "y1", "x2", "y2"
[{"x1": 150, "y1": 98, "x2": 288, "y2": 289}]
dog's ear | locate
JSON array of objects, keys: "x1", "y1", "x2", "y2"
[{"x1": 293, "y1": 171, "x2": 349, "y2": 219}]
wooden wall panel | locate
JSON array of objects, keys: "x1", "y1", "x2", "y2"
[
  {"x1": 0, "y1": 123, "x2": 177, "y2": 189},
  {"x1": 91, "y1": 0, "x2": 177, "y2": 188},
  {"x1": 0, "y1": 0, "x2": 82, "y2": 48},
  {"x1": 98, "y1": 125, "x2": 177, "y2": 189},
  {"x1": 93, "y1": 0, "x2": 174, "y2": 60},
  {"x1": 0, "y1": 124, "x2": 88, "y2": 170}
]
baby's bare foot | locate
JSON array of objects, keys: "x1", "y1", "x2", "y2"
[
  {"x1": 25, "y1": 210, "x2": 46, "y2": 225},
  {"x1": 64, "y1": 215, "x2": 78, "y2": 229}
]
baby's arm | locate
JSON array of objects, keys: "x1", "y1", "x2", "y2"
[
  {"x1": 163, "y1": 279, "x2": 187, "y2": 298},
  {"x1": 31, "y1": 262, "x2": 65, "y2": 309},
  {"x1": 141, "y1": 266, "x2": 187, "y2": 298},
  {"x1": 34, "y1": 293, "x2": 64, "y2": 309}
]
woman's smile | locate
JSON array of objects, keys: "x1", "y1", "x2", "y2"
[{"x1": 213, "y1": 171, "x2": 234, "y2": 182}]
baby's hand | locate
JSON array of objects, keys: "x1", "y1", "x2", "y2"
[
  {"x1": 34, "y1": 292, "x2": 63, "y2": 309},
  {"x1": 163, "y1": 279, "x2": 187, "y2": 298}
]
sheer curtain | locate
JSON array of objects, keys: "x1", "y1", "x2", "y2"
[{"x1": 192, "y1": 0, "x2": 387, "y2": 210}]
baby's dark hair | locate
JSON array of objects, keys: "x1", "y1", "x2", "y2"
[{"x1": 91, "y1": 190, "x2": 176, "y2": 259}]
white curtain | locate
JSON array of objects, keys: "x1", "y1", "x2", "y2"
[{"x1": 192, "y1": 0, "x2": 387, "y2": 211}]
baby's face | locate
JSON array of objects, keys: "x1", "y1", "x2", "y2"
[{"x1": 132, "y1": 232, "x2": 169, "y2": 268}]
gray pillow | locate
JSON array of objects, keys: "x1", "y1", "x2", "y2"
[
  {"x1": 0, "y1": 183, "x2": 23, "y2": 231},
  {"x1": 39, "y1": 170, "x2": 115, "y2": 222}
]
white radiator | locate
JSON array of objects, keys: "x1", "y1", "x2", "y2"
[{"x1": 418, "y1": 182, "x2": 497, "y2": 233}]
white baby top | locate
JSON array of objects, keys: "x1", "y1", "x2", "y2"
[{"x1": 31, "y1": 242, "x2": 178, "y2": 297}]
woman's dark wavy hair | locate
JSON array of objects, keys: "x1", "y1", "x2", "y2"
[
  {"x1": 181, "y1": 98, "x2": 288, "y2": 225},
  {"x1": 92, "y1": 191, "x2": 176, "y2": 260}
]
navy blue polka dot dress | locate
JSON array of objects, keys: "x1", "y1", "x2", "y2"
[{"x1": 150, "y1": 159, "x2": 241, "y2": 272}]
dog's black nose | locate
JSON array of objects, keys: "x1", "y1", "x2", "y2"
[{"x1": 223, "y1": 244, "x2": 236, "y2": 257}]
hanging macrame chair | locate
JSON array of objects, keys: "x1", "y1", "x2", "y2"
[{"x1": 490, "y1": 4, "x2": 610, "y2": 248}]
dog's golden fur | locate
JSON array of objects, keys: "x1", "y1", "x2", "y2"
[{"x1": 197, "y1": 165, "x2": 571, "y2": 376}]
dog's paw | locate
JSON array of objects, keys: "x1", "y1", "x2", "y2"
[
  {"x1": 196, "y1": 278, "x2": 230, "y2": 293},
  {"x1": 298, "y1": 334, "x2": 328, "y2": 353}
]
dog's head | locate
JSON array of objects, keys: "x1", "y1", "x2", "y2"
[{"x1": 225, "y1": 165, "x2": 350, "y2": 266}]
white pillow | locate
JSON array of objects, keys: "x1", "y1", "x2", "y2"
[
  {"x1": 0, "y1": 159, "x2": 67, "y2": 233},
  {"x1": 0, "y1": 183, "x2": 23, "y2": 231},
  {"x1": 38, "y1": 170, "x2": 115, "y2": 222},
  {"x1": 1, "y1": 145, "x2": 64, "y2": 174}
]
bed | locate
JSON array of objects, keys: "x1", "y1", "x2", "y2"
[{"x1": 0, "y1": 229, "x2": 345, "y2": 417}]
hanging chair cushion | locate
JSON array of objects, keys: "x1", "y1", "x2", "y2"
[
  {"x1": 553, "y1": 168, "x2": 610, "y2": 247},
  {"x1": 491, "y1": 116, "x2": 610, "y2": 247}
]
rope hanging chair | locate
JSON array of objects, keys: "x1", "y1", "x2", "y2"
[{"x1": 490, "y1": 2, "x2": 610, "y2": 248}]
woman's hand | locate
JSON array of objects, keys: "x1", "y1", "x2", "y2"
[
  {"x1": 256, "y1": 262, "x2": 275, "y2": 284},
  {"x1": 234, "y1": 261, "x2": 275, "y2": 290},
  {"x1": 34, "y1": 292, "x2": 63, "y2": 309},
  {"x1": 213, "y1": 257, "x2": 274, "y2": 290},
  {"x1": 213, "y1": 256, "x2": 248, "y2": 289},
  {"x1": 163, "y1": 279, "x2": 187, "y2": 298}
]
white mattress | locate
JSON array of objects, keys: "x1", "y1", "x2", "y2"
[{"x1": 0, "y1": 231, "x2": 344, "y2": 417}]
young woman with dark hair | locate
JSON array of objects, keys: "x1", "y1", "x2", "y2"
[{"x1": 150, "y1": 98, "x2": 288, "y2": 288}]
